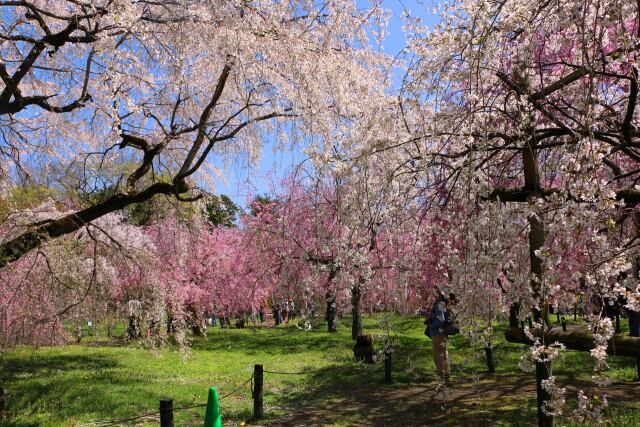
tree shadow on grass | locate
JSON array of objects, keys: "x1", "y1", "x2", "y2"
[
  {"x1": 266, "y1": 364, "x2": 640, "y2": 427},
  {"x1": 0, "y1": 352, "x2": 170, "y2": 427},
  {"x1": 1, "y1": 352, "x2": 118, "y2": 380},
  {"x1": 244, "y1": 322, "x2": 640, "y2": 427},
  {"x1": 263, "y1": 364, "x2": 539, "y2": 426}
]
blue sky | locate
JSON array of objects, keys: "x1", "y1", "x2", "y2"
[{"x1": 214, "y1": 0, "x2": 438, "y2": 209}]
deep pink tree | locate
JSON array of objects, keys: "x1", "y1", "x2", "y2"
[
  {"x1": 242, "y1": 170, "x2": 442, "y2": 337},
  {"x1": 0, "y1": 205, "x2": 152, "y2": 346}
]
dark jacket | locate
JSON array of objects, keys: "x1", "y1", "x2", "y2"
[{"x1": 429, "y1": 299, "x2": 448, "y2": 337}]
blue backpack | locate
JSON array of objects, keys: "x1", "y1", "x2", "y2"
[{"x1": 424, "y1": 301, "x2": 459, "y2": 338}]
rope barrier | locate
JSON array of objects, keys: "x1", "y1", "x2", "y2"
[
  {"x1": 60, "y1": 352, "x2": 429, "y2": 427},
  {"x1": 82, "y1": 412, "x2": 159, "y2": 427},
  {"x1": 78, "y1": 373, "x2": 254, "y2": 426},
  {"x1": 264, "y1": 368, "x2": 325, "y2": 375},
  {"x1": 171, "y1": 402, "x2": 207, "y2": 411},
  {"x1": 219, "y1": 374, "x2": 254, "y2": 401},
  {"x1": 55, "y1": 352, "x2": 438, "y2": 427}
]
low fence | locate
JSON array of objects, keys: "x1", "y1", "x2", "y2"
[
  {"x1": 73, "y1": 375, "x2": 253, "y2": 426},
  {"x1": 67, "y1": 347, "x2": 465, "y2": 426},
  {"x1": 28, "y1": 353, "x2": 422, "y2": 426}
]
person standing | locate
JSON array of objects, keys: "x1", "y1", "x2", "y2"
[{"x1": 427, "y1": 290, "x2": 455, "y2": 381}]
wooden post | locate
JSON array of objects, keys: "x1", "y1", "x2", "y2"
[
  {"x1": 384, "y1": 352, "x2": 392, "y2": 384},
  {"x1": 485, "y1": 346, "x2": 495, "y2": 374},
  {"x1": 561, "y1": 318, "x2": 567, "y2": 332},
  {"x1": 0, "y1": 386, "x2": 6, "y2": 420},
  {"x1": 556, "y1": 312, "x2": 560, "y2": 323},
  {"x1": 535, "y1": 360, "x2": 554, "y2": 427},
  {"x1": 253, "y1": 364, "x2": 264, "y2": 419},
  {"x1": 615, "y1": 313, "x2": 621, "y2": 333},
  {"x1": 159, "y1": 399, "x2": 174, "y2": 427}
]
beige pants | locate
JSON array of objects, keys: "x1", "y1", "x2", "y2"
[{"x1": 432, "y1": 335, "x2": 450, "y2": 379}]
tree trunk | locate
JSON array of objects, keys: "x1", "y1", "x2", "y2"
[
  {"x1": 536, "y1": 360, "x2": 554, "y2": 427},
  {"x1": 326, "y1": 290, "x2": 337, "y2": 333},
  {"x1": 187, "y1": 304, "x2": 205, "y2": 337},
  {"x1": 166, "y1": 313, "x2": 175, "y2": 335},
  {"x1": 523, "y1": 132, "x2": 553, "y2": 425},
  {"x1": 351, "y1": 280, "x2": 363, "y2": 340},
  {"x1": 528, "y1": 213, "x2": 548, "y2": 324},
  {"x1": 324, "y1": 268, "x2": 338, "y2": 333},
  {"x1": 149, "y1": 319, "x2": 160, "y2": 336},
  {"x1": 126, "y1": 315, "x2": 141, "y2": 340},
  {"x1": 509, "y1": 303, "x2": 520, "y2": 328},
  {"x1": 530, "y1": 212, "x2": 554, "y2": 425}
]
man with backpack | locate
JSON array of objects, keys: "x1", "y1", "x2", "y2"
[{"x1": 425, "y1": 289, "x2": 459, "y2": 382}]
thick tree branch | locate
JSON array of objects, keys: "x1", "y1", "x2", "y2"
[
  {"x1": 175, "y1": 64, "x2": 231, "y2": 180},
  {"x1": 0, "y1": 182, "x2": 177, "y2": 268},
  {"x1": 505, "y1": 326, "x2": 640, "y2": 357}
]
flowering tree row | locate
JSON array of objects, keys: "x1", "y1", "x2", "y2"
[
  {"x1": 0, "y1": 176, "x2": 444, "y2": 347},
  {"x1": 244, "y1": 171, "x2": 439, "y2": 337},
  {"x1": 0, "y1": 207, "x2": 262, "y2": 345}
]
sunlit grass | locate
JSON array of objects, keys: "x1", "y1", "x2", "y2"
[{"x1": 1, "y1": 314, "x2": 639, "y2": 426}]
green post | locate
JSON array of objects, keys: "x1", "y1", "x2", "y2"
[{"x1": 203, "y1": 387, "x2": 222, "y2": 427}]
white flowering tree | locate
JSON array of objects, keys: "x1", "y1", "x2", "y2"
[
  {"x1": 330, "y1": 0, "x2": 640, "y2": 425},
  {"x1": 0, "y1": 0, "x2": 390, "y2": 267}
]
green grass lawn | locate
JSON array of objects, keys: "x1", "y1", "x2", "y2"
[{"x1": 1, "y1": 314, "x2": 639, "y2": 426}]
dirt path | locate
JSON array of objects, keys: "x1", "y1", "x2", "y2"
[{"x1": 269, "y1": 375, "x2": 640, "y2": 426}]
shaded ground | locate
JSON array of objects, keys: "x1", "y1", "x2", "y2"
[{"x1": 271, "y1": 374, "x2": 640, "y2": 426}]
